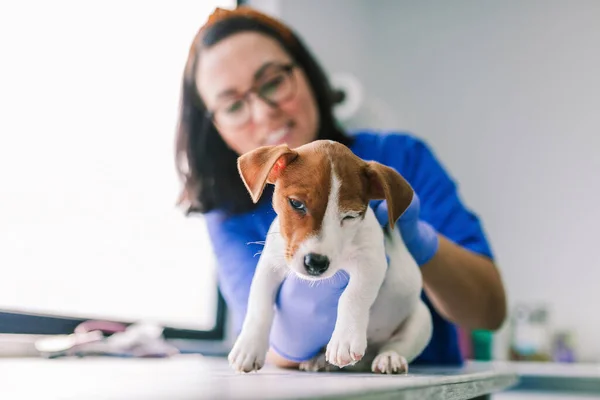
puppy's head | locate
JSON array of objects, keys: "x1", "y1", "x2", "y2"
[{"x1": 237, "y1": 140, "x2": 413, "y2": 280}]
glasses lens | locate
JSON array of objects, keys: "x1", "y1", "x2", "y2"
[
  {"x1": 257, "y1": 68, "x2": 294, "y2": 104},
  {"x1": 213, "y1": 98, "x2": 249, "y2": 127}
]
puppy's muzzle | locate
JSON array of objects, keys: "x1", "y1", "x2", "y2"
[{"x1": 303, "y1": 253, "x2": 330, "y2": 276}]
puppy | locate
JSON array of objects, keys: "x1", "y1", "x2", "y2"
[{"x1": 228, "y1": 140, "x2": 433, "y2": 374}]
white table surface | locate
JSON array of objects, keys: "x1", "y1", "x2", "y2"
[{"x1": 0, "y1": 354, "x2": 519, "y2": 400}]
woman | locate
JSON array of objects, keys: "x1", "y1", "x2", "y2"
[{"x1": 175, "y1": 6, "x2": 507, "y2": 367}]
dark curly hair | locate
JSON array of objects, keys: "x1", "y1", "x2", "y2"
[{"x1": 175, "y1": 7, "x2": 352, "y2": 216}]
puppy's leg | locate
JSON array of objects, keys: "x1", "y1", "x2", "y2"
[
  {"x1": 228, "y1": 236, "x2": 286, "y2": 373},
  {"x1": 325, "y1": 252, "x2": 387, "y2": 368},
  {"x1": 371, "y1": 299, "x2": 433, "y2": 374}
]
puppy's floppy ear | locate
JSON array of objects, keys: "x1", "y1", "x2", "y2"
[
  {"x1": 365, "y1": 161, "x2": 414, "y2": 229},
  {"x1": 237, "y1": 144, "x2": 299, "y2": 203}
]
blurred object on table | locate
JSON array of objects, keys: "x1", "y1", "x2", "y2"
[
  {"x1": 552, "y1": 331, "x2": 577, "y2": 363},
  {"x1": 34, "y1": 320, "x2": 179, "y2": 359},
  {"x1": 472, "y1": 329, "x2": 493, "y2": 361},
  {"x1": 509, "y1": 304, "x2": 552, "y2": 362}
]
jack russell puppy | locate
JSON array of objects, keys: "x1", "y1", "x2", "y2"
[{"x1": 228, "y1": 139, "x2": 433, "y2": 374}]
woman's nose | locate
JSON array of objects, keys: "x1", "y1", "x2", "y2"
[{"x1": 249, "y1": 95, "x2": 280, "y2": 125}]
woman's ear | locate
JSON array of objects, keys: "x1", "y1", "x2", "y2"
[
  {"x1": 237, "y1": 144, "x2": 299, "y2": 203},
  {"x1": 365, "y1": 161, "x2": 414, "y2": 229}
]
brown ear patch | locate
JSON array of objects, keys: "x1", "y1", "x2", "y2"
[
  {"x1": 237, "y1": 144, "x2": 299, "y2": 203},
  {"x1": 365, "y1": 161, "x2": 414, "y2": 229}
]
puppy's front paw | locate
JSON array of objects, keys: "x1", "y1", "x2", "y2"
[
  {"x1": 227, "y1": 333, "x2": 269, "y2": 373},
  {"x1": 371, "y1": 350, "x2": 408, "y2": 374},
  {"x1": 325, "y1": 330, "x2": 367, "y2": 368}
]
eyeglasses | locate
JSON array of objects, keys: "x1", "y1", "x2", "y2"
[{"x1": 206, "y1": 63, "x2": 297, "y2": 129}]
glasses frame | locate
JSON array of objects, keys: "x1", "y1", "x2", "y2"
[{"x1": 205, "y1": 62, "x2": 297, "y2": 129}]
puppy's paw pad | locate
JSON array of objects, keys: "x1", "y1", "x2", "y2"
[
  {"x1": 371, "y1": 351, "x2": 408, "y2": 375},
  {"x1": 325, "y1": 332, "x2": 367, "y2": 368}
]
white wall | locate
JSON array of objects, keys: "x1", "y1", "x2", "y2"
[
  {"x1": 0, "y1": 1, "x2": 237, "y2": 335},
  {"x1": 251, "y1": 0, "x2": 600, "y2": 361}
]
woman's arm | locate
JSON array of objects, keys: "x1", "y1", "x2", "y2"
[{"x1": 421, "y1": 235, "x2": 507, "y2": 331}]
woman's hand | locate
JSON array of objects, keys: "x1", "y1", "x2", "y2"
[
  {"x1": 269, "y1": 270, "x2": 349, "y2": 364},
  {"x1": 370, "y1": 192, "x2": 439, "y2": 266}
]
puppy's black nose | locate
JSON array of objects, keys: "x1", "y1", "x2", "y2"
[{"x1": 304, "y1": 253, "x2": 330, "y2": 276}]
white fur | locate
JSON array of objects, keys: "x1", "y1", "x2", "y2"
[{"x1": 228, "y1": 162, "x2": 433, "y2": 374}]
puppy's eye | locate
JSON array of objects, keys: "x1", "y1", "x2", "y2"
[
  {"x1": 342, "y1": 212, "x2": 361, "y2": 222},
  {"x1": 288, "y1": 198, "x2": 306, "y2": 213}
]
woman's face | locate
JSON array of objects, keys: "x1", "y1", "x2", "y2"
[{"x1": 196, "y1": 31, "x2": 319, "y2": 155}]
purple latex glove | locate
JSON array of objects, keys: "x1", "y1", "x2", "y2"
[
  {"x1": 371, "y1": 192, "x2": 439, "y2": 266},
  {"x1": 270, "y1": 270, "x2": 349, "y2": 362},
  {"x1": 269, "y1": 192, "x2": 438, "y2": 362}
]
